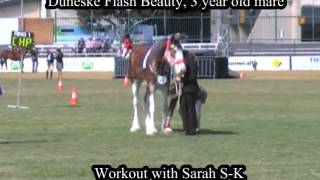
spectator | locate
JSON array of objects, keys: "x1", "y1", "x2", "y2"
[
  {"x1": 253, "y1": 60, "x2": 258, "y2": 71},
  {"x1": 55, "y1": 48, "x2": 64, "y2": 80},
  {"x1": 121, "y1": 34, "x2": 133, "y2": 58},
  {"x1": 102, "y1": 35, "x2": 110, "y2": 52},
  {"x1": 85, "y1": 37, "x2": 94, "y2": 53},
  {"x1": 46, "y1": 49, "x2": 54, "y2": 79},
  {"x1": 30, "y1": 46, "x2": 38, "y2": 73},
  {"x1": 77, "y1": 38, "x2": 85, "y2": 53},
  {"x1": 92, "y1": 36, "x2": 102, "y2": 52}
]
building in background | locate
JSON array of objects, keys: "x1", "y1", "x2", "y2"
[
  {"x1": 212, "y1": 0, "x2": 320, "y2": 42},
  {"x1": 0, "y1": 0, "x2": 320, "y2": 43},
  {"x1": 0, "y1": 0, "x2": 47, "y2": 18}
]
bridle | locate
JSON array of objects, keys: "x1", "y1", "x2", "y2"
[{"x1": 164, "y1": 38, "x2": 184, "y2": 66}]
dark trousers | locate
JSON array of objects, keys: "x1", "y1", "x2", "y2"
[
  {"x1": 179, "y1": 92, "x2": 198, "y2": 135},
  {"x1": 32, "y1": 59, "x2": 38, "y2": 72}
]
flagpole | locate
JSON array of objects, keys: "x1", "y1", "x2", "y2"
[{"x1": 7, "y1": 0, "x2": 29, "y2": 109}]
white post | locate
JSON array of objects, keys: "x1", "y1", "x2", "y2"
[
  {"x1": 41, "y1": 0, "x2": 47, "y2": 18},
  {"x1": 20, "y1": 0, "x2": 23, "y2": 17},
  {"x1": 16, "y1": 54, "x2": 23, "y2": 106},
  {"x1": 8, "y1": 52, "x2": 29, "y2": 109}
]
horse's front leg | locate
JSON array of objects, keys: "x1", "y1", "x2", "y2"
[
  {"x1": 145, "y1": 83, "x2": 157, "y2": 135},
  {"x1": 4, "y1": 59, "x2": 8, "y2": 70},
  {"x1": 160, "y1": 87, "x2": 172, "y2": 134},
  {"x1": 130, "y1": 80, "x2": 141, "y2": 132}
]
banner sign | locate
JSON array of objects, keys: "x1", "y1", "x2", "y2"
[
  {"x1": 291, "y1": 56, "x2": 320, "y2": 70},
  {"x1": 0, "y1": 57, "x2": 114, "y2": 73},
  {"x1": 229, "y1": 56, "x2": 290, "y2": 71},
  {"x1": 11, "y1": 31, "x2": 34, "y2": 49}
]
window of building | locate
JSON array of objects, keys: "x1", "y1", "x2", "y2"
[{"x1": 301, "y1": 6, "x2": 320, "y2": 41}]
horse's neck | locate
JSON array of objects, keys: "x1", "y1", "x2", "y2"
[{"x1": 151, "y1": 42, "x2": 170, "y2": 76}]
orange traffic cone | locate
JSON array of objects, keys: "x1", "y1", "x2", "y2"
[
  {"x1": 69, "y1": 87, "x2": 78, "y2": 105},
  {"x1": 239, "y1": 72, "x2": 245, "y2": 80},
  {"x1": 123, "y1": 75, "x2": 129, "y2": 87},
  {"x1": 57, "y1": 77, "x2": 64, "y2": 91}
]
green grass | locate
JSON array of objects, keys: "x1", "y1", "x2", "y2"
[{"x1": 0, "y1": 78, "x2": 320, "y2": 180}]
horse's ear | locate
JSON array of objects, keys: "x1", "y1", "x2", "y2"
[
  {"x1": 173, "y1": 33, "x2": 188, "y2": 41},
  {"x1": 170, "y1": 34, "x2": 175, "y2": 41}
]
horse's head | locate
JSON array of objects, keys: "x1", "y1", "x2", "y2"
[{"x1": 164, "y1": 33, "x2": 186, "y2": 77}]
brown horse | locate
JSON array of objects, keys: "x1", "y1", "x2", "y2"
[
  {"x1": 128, "y1": 33, "x2": 187, "y2": 135},
  {"x1": 0, "y1": 48, "x2": 28, "y2": 72}
]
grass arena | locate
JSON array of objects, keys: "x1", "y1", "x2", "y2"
[{"x1": 1, "y1": 71, "x2": 320, "y2": 179}]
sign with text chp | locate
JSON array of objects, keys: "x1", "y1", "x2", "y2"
[
  {"x1": 228, "y1": 56, "x2": 290, "y2": 71},
  {"x1": 11, "y1": 31, "x2": 34, "y2": 49}
]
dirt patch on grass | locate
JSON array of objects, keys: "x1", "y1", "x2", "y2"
[{"x1": 240, "y1": 71, "x2": 320, "y2": 80}]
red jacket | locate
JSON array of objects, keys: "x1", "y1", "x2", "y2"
[{"x1": 123, "y1": 38, "x2": 132, "y2": 49}]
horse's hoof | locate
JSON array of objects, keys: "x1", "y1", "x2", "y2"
[
  {"x1": 163, "y1": 128, "x2": 173, "y2": 134},
  {"x1": 196, "y1": 128, "x2": 200, "y2": 133},
  {"x1": 146, "y1": 131, "x2": 157, "y2": 136},
  {"x1": 130, "y1": 127, "x2": 141, "y2": 133},
  {"x1": 146, "y1": 128, "x2": 158, "y2": 136}
]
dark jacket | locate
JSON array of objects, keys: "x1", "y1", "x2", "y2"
[
  {"x1": 56, "y1": 51, "x2": 63, "y2": 63},
  {"x1": 181, "y1": 55, "x2": 199, "y2": 93}
]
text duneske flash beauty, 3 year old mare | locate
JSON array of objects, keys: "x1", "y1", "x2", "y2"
[{"x1": 127, "y1": 33, "x2": 186, "y2": 135}]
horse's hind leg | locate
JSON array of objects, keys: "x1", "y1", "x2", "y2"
[
  {"x1": 130, "y1": 80, "x2": 141, "y2": 132},
  {"x1": 4, "y1": 59, "x2": 8, "y2": 70}
]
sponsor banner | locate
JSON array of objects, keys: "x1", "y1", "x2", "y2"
[
  {"x1": 229, "y1": 56, "x2": 290, "y2": 71},
  {"x1": 0, "y1": 57, "x2": 115, "y2": 72},
  {"x1": 291, "y1": 56, "x2": 320, "y2": 70}
]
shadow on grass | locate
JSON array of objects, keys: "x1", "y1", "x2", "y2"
[
  {"x1": 173, "y1": 128, "x2": 238, "y2": 136},
  {"x1": 0, "y1": 139, "x2": 59, "y2": 145}
]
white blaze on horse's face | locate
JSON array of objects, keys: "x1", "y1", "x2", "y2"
[{"x1": 173, "y1": 48, "x2": 186, "y2": 76}]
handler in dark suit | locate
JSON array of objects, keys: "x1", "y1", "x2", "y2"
[{"x1": 178, "y1": 53, "x2": 199, "y2": 135}]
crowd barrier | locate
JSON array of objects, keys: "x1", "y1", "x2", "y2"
[
  {"x1": 114, "y1": 56, "x2": 229, "y2": 79},
  {"x1": 2, "y1": 55, "x2": 320, "y2": 74}
]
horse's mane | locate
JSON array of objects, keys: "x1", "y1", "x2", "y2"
[{"x1": 148, "y1": 39, "x2": 167, "y2": 62}]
